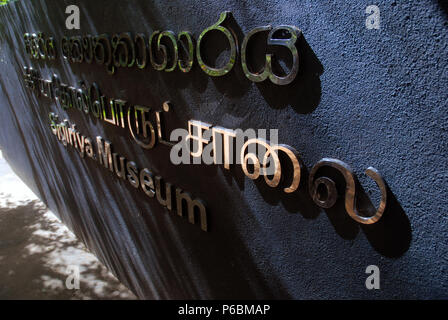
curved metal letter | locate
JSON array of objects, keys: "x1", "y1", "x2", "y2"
[
  {"x1": 134, "y1": 33, "x2": 147, "y2": 69},
  {"x1": 241, "y1": 25, "x2": 272, "y2": 82},
  {"x1": 158, "y1": 31, "x2": 178, "y2": 72},
  {"x1": 196, "y1": 11, "x2": 238, "y2": 77},
  {"x1": 178, "y1": 31, "x2": 194, "y2": 73},
  {"x1": 266, "y1": 25, "x2": 301, "y2": 85},
  {"x1": 308, "y1": 158, "x2": 387, "y2": 224},
  {"x1": 149, "y1": 30, "x2": 167, "y2": 71}
]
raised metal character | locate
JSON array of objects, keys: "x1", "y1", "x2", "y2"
[
  {"x1": 112, "y1": 32, "x2": 135, "y2": 68},
  {"x1": 308, "y1": 158, "x2": 387, "y2": 224},
  {"x1": 242, "y1": 25, "x2": 301, "y2": 85},
  {"x1": 134, "y1": 33, "x2": 147, "y2": 69},
  {"x1": 241, "y1": 26, "x2": 272, "y2": 83},
  {"x1": 127, "y1": 105, "x2": 156, "y2": 149},
  {"x1": 93, "y1": 34, "x2": 114, "y2": 75},
  {"x1": 149, "y1": 30, "x2": 167, "y2": 71},
  {"x1": 240, "y1": 139, "x2": 303, "y2": 193},
  {"x1": 177, "y1": 31, "x2": 194, "y2": 73},
  {"x1": 82, "y1": 35, "x2": 93, "y2": 64},
  {"x1": 196, "y1": 11, "x2": 238, "y2": 77},
  {"x1": 158, "y1": 31, "x2": 178, "y2": 72}
]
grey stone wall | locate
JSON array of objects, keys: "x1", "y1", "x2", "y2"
[{"x1": 0, "y1": 0, "x2": 446, "y2": 298}]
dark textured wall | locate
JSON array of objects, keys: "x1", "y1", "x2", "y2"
[{"x1": 0, "y1": 0, "x2": 447, "y2": 299}]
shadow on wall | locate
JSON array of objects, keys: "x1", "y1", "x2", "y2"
[
  {"x1": 245, "y1": 159, "x2": 411, "y2": 258},
  {"x1": 322, "y1": 173, "x2": 411, "y2": 258},
  {"x1": 200, "y1": 13, "x2": 324, "y2": 114},
  {"x1": 438, "y1": 0, "x2": 448, "y2": 16},
  {"x1": 254, "y1": 35, "x2": 324, "y2": 114},
  {"x1": 196, "y1": 14, "x2": 323, "y2": 114},
  {"x1": 321, "y1": 172, "x2": 411, "y2": 258},
  {"x1": 359, "y1": 184, "x2": 412, "y2": 258}
]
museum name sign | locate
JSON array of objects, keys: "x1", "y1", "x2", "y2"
[
  {"x1": 24, "y1": 12, "x2": 300, "y2": 85},
  {"x1": 21, "y1": 11, "x2": 389, "y2": 233}
]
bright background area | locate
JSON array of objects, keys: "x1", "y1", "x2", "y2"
[{"x1": 0, "y1": 150, "x2": 136, "y2": 299}]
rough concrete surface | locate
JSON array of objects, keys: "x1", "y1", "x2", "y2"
[{"x1": 0, "y1": 0, "x2": 446, "y2": 299}]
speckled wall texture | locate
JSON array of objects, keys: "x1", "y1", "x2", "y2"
[{"x1": 0, "y1": 0, "x2": 446, "y2": 299}]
